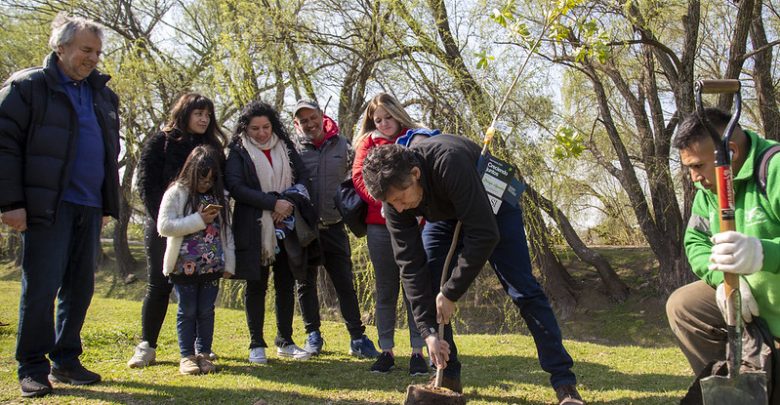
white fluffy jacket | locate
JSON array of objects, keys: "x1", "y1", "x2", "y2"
[{"x1": 157, "y1": 182, "x2": 235, "y2": 277}]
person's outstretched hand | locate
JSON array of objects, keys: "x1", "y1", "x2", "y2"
[{"x1": 1, "y1": 208, "x2": 27, "y2": 232}]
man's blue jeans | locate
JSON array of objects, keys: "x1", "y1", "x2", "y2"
[
  {"x1": 173, "y1": 279, "x2": 219, "y2": 357},
  {"x1": 16, "y1": 202, "x2": 102, "y2": 379},
  {"x1": 422, "y1": 203, "x2": 576, "y2": 388}
]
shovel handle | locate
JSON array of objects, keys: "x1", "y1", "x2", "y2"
[
  {"x1": 696, "y1": 79, "x2": 741, "y2": 94},
  {"x1": 434, "y1": 221, "x2": 463, "y2": 389}
]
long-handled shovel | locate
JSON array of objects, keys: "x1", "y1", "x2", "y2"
[
  {"x1": 403, "y1": 221, "x2": 466, "y2": 405},
  {"x1": 695, "y1": 79, "x2": 768, "y2": 405}
]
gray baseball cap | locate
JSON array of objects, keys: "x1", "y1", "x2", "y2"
[{"x1": 293, "y1": 99, "x2": 321, "y2": 116}]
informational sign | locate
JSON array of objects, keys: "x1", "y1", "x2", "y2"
[
  {"x1": 481, "y1": 155, "x2": 515, "y2": 214},
  {"x1": 502, "y1": 176, "x2": 526, "y2": 207}
]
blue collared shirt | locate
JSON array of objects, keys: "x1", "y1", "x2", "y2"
[{"x1": 56, "y1": 63, "x2": 105, "y2": 208}]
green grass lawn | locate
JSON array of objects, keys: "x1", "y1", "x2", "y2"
[{"x1": 0, "y1": 278, "x2": 692, "y2": 404}]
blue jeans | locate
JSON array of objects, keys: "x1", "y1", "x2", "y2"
[
  {"x1": 174, "y1": 280, "x2": 219, "y2": 357},
  {"x1": 422, "y1": 204, "x2": 576, "y2": 388},
  {"x1": 16, "y1": 202, "x2": 102, "y2": 379}
]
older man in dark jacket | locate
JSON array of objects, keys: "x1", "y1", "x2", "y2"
[
  {"x1": 292, "y1": 99, "x2": 379, "y2": 358},
  {"x1": 362, "y1": 135, "x2": 584, "y2": 405},
  {"x1": 0, "y1": 13, "x2": 120, "y2": 398}
]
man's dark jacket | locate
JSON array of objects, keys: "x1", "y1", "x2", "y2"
[
  {"x1": 384, "y1": 134, "x2": 500, "y2": 338},
  {"x1": 0, "y1": 52, "x2": 120, "y2": 224}
]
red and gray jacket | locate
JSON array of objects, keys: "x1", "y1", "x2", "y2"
[{"x1": 294, "y1": 115, "x2": 352, "y2": 226}]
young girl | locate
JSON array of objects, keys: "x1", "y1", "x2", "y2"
[{"x1": 157, "y1": 145, "x2": 234, "y2": 375}]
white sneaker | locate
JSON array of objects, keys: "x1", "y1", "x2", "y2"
[
  {"x1": 249, "y1": 347, "x2": 267, "y2": 364},
  {"x1": 277, "y1": 344, "x2": 312, "y2": 360},
  {"x1": 127, "y1": 341, "x2": 156, "y2": 368}
]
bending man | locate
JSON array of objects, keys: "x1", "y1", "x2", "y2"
[{"x1": 362, "y1": 134, "x2": 583, "y2": 405}]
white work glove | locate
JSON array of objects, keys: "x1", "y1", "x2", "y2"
[
  {"x1": 708, "y1": 231, "x2": 763, "y2": 275},
  {"x1": 716, "y1": 277, "x2": 760, "y2": 324}
]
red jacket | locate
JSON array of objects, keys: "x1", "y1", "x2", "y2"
[{"x1": 352, "y1": 131, "x2": 405, "y2": 225}]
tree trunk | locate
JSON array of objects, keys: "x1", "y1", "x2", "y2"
[
  {"x1": 660, "y1": 173, "x2": 698, "y2": 295},
  {"x1": 525, "y1": 184, "x2": 629, "y2": 302},
  {"x1": 113, "y1": 159, "x2": 137, "y2": 279},
  {"x1": 523, "y1": 197, "x2": 577, "y2": 320},
  {"x1": 749, "y1": 0, "x2": 780, "y2": 141},
  {"x1": 718, "y1": 0, "x2": 754, "y2": 110},
  {"x1": 14, "y1": 232, "x2": 22, "y2": 266},
  {"x1": 2, "y1": 231, "x2": 23, "y2": 266}
]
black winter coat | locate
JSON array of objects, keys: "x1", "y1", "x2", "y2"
[
  {"x1": 225, "y1": 135, "x2": 311, "y2": 280},
  {"x1": 136, "y1": 130, "x2": 217, "y2": 221},
  {"x1": 0, "y1": 52, "x2": 120, "y2": 224},
  {"x1": 384, "y1": 134, "x2": 500, "y2": 337}
]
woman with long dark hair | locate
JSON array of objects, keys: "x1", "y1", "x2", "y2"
[
  {"x1": 128, "y1": 93, "x2": 226, "y2": 368},
  {"x1": 225, "y1": 100, "x2": 312, "y2": 363}
]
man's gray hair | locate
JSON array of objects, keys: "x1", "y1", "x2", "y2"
[{"x1": 48, "y1": 12, "x2": 104, "y2": 51}]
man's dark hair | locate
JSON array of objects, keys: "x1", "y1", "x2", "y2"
[
  {"x1": 362, "y1": 144, "x2": 420, "y2": 201},
  {"x1": 673, "y1": 107, "x2": 736, "y2": 149}
]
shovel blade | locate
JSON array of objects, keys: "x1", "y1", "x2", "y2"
[{"x1": 701, "y1": 372, "x2": 768, "y2": 405}]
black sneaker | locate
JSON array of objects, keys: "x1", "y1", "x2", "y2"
[
  {"x1": 370, "y1": 351, "x2": 394, "y2": 373},
  {"x1": 19, "y1": 375, "x2": 52, "y2": 398},
  {"x1": 555, "y1": 384, "x2": 585, "y2": 405},
  {"x1": 49, "y1": 363, "x2": 101, "y2": 385},
  {"x1": 409, "y1": 353, "x2": 429, "y2": 376}
]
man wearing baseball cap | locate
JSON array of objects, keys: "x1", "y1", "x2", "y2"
[{"x1": 292, "y1": 99, "x2": 380, "y2": 358}]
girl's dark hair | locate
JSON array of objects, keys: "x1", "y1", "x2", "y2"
[
  {"x1": 176, "y1": 145, "x2": 230, "y2": 229},
  {"x1": 163, "y1": 93, "x2": 227, "y2": 149}
]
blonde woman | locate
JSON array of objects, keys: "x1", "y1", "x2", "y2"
[{"x1": 351, "y1": 93, "x2": 428, "y2": 375}]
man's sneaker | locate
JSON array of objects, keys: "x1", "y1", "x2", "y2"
[
  {"x1": 370, "y1": 351, "x2": 394, "y2": 373},
  {"x1": 249, "y1": 347, "x2": 267, "y2": 364},
  {"x1": 349, "y1": 334, "x2": 380, "y2": 358},
  {"x1": 428, "y1": 374, "x2": 463, "y2": 393},
  {"x1": 303, "y1": 331, "x2": 324, "y2": 355},
  {"x1": 49, "y1": 363, "x2": 101, "y2": 385},
  {"x1": 197, "y1": 354, "x2": 216, "y2": 374},
  {"x1": 179, "y1": 355, "x2": 201, "y2": 375},
  {"x1": 277, "y1": 344, "x2": 312, "y2": 360},
  {"x1": 127, "y1": 341, "x2": 156, "y2": 368},
  {"x1": 19, "y1": 375, "x2": 52, "y2": 398},
  {"x1": 409, "y1": 353, "x2": 429, "y2": 376},
  {"x1": 555, "y1": 384, "x2": 585, "y2": 405}
]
